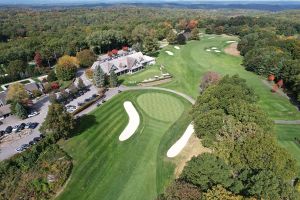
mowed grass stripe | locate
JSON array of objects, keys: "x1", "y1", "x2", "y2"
[{"x1": 58, "y1": 90, "x2": 192, "y2": 200}]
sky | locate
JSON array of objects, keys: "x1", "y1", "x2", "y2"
[{"x1": 1, "y1": 0, "x2": 300, "y2": 5}]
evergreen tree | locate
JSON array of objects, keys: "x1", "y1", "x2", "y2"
[
  {"x1": 47, "y1": 70, "x2": 57, "y2": 82},
  {"x1": 177, "y1": 33, "x2": 186, "y2": 45},
  {"x1": 15, "y1": 102, "x2": 28, "y2": 119},
  {"x1": 109, "y1": 70, "x2": 118, "y2": 87},
  {"x1": 40, "y1": 103, "x2": 75, "y2": 139},
  {"x1": 93, "y1": 65, "x2": 105, "y2": 88},
  {"x1": 77, "y1": 77, "x2": 86, "y2": 90}
]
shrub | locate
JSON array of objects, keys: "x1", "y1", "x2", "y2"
[{"x1": 32, "y1": 89, "x2": 42, "y2": 98}]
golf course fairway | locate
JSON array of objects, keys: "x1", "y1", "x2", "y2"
[{"x1": 57, "y1": 90, "x2": 192, "y2": 200}]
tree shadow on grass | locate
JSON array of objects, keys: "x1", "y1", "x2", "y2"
[{"x1": 70, "y1": 114, "x2": 97, "y2": 138}]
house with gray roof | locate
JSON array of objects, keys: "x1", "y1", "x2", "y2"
[{"x1": 91, "y1": 51, "x2": 155, "y2": 76}]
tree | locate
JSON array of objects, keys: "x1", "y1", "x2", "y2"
[
  {"x1": 190, "y1": 28, "x2": 200, "y2": 40},
  {"x1": 161, "y1": 180, "x2": 202, "y2": 200},
  {"x1": 181, "y1": 153, "x2": 233, "y2": 191},
  {"x1": 166, "y1": 31, "x2": 177, "y2": 45},
  {"x1": 111, "y1": 49, "x2": 118, "y2": 55},
  {"x1": 204, "y1": 185, "x2": 243, "y2": 200},
  {"x1": 14, "y1": 102, "x2": 28, "y2": 119},
  {"x1": 143, "y1": 37, "x2": 159, "y2": 54},
  {"x1": 268, "y1": 74, "x2": 275, "y2": 81},
  {"x1": 7, "y1": 60, "x2": 27, "y2": 80},
  {"x1": 6, "y1": 83, "x2": 29, "y2": 103},
  {"x1": 109, "y1": 70, "x2": 118, "y2": 87},
  {"x1": 56, "y1": 55, "x2": 78, "y2": 81},
  {"x1": 177, "y1": 34, "x2": 186, "y2": 45},
  {"x1": 199, "y1": 71, "x2": 221, "y2": 92},
  {"x1": 40, "y1": 103, "x2": 75, "y2": 139},
  {"x1": 47, "y1": 70, "x2": 57, "y2": 82},
  {"x1": 187, "y1": 19, "x2": 198, "y2": 30},
  {"x1": 77, "y1": 77, "x2": 85, "y2": 90},
  {"x1": 93, "y1": 65, "x2": 105, "y2": 88},
  {"x1": 34, "y1": 52, "x2": 43, "y2": 68},
  {"x1": 76, "y1": 49, "x2": 96, "y2": 68}
]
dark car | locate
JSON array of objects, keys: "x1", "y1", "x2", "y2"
[
  {"x1": 5, "y1": 126, "x2": 12, "y2": 133},
  {"x1": 102, "y1": 100, "x2": 106, "y2": 103},
  {"x1": 21, "y1": 144, "x2": 30, "y2": 149},
  {"x1": 0, "y1": 130, "x2": 5, "y2": 137},
  {"x1": 84, "y1": 98, "x2": 90, "y2": 102},
  {"x1": 77, "y1": 102, "x2": 84, "y2": 106},
  {"x1": 79, "y1": 91, "x2": 84, "y2": 96},
  {"x1": 29, "y1": 141, "x2": 37, "y2": 145},
  {"x1": 92, "y1": 94, "x2": 98, "y2": 98},
  {"x1": 29, "y1": 122, "x2": 39, "y2": 129},
  {"x1": 17, "y1": 123, "x2": 26, "y2": 131},
  {"x1": 33, "y1": 137, "x2": 41, "y2": 142},
  {"x1": 40, "y1": 134, "x2": 45, "y2": 138}
]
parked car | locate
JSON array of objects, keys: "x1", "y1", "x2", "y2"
[
  {"x1": 102, "y1": 100, "x2": 106, "y2": 103},
  {"x1": 92, "y1": 94, "x2": 98, "y2": 98},
  {"x1": 78, "y1": 102, "x2": 84, "y2": 106},
  {"x1": 5, "y1": 126, "x2": 12, "y2": 133},
  {"x1": 66, "y1": 105, "x2": 76, "y2": 109},
  {"x1": 19, "y1": 123, "x2": 26, "y2": 130},
  {"x1": 29, "y1": 122, "x2": 39, "y2": 129},
  {"x1": 25, "y1": 122, "x2": 32, "y2": 129},
  {"x1": 118, "y1": 90, "x2": 122, "y2": 93},
  {"x1": 16, "y1": 147, "x2": 24, "y2": 152},
  {"x1": 97, "y1": 103, "x2": 101, "y2": 107},
  {"x1": 0, "y1": 130, "x2": 5, "y2": 137},
  {"x1": 21, "y1": 144, "x2": 30, "y2": 149},
  {"x1": 33, "y1": 137, "x2": 41, "y2": 142},
  {"x1": 29, "y1": 141, "x2": 37, "y2": 146},
  {"x1": 12, "y1": 125, "x2": 20, "y2": 132},
  {"x1": 40, "y1": 134, "x2": 45, "y2": 138},
  {"x1": 28, "y1": 111, "x2": 39, "y2": 118},
  {"x1": 67, "y1": 107, "x2": 76, "y2": 113}
]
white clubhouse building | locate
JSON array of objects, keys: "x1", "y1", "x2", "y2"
[{"x1": 91, "y1": 50, "x2": 155, "y2": 76}]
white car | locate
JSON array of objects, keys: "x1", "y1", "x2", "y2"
[
  {"x1": 27, "y1": 111, "x2": 39, "y2": 118},
  {"x1": 67, "y1": 107, "x2": 76, "y2": 113},
  {"x1": 12, "y1": 125, "x2": 19, "y2": 132}
]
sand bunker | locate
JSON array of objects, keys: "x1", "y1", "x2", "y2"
[
  {"x1": 224, "y1": 43, "x2": 240, "y2": 56},
  {"x1": 211, "y1": 47, "x2": 218, "y2": 50},
  {"x1": 226, "y1": 40, "x2": 236, "y2": 44},
  {"x1": 174, "y1": 46, "x2": 180, "y2": 50},
  {"x1": 214, "y1": 50, "x2": 221, "y2": 53},
  {"x1": 206, "y1": 49, "x2": 211, "y2": 52},
  {"x1": 119, "y1": 101, "x2": 140, "y2": 141},
  {"x1": 165, "y1": 51, "x2": 174, "y2": 56},
  {"x1": 167, "y1": 123, "x2": 194, "y2": 158},
  {"x1": 208, "y1": 37, "x2": 215, "y2": 39}
]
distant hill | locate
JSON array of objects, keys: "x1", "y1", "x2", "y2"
[{"x1": 1, "y1": 1, "x2": 300, "y2": 11}]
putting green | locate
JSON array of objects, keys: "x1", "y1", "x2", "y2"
[
  {"x1": 137, "y1": 92, "x2": 184, "y2": 122},
  {"x1": 57, "y1": 90, "x2": 192, "y2": 200}
]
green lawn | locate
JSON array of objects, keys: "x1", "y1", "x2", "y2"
[
  {"x1": 57, "y1": 90, "x2": 192, "y2": 200},
  {"x1": 119, "y1": 64, "x2": 162, "y2": 86},
  {"x1": 275, "y1": 125, "x2": 300, "y2": 167},
  {"x1": 124, "y1": 34, "x2": 300, "y2": 120}
]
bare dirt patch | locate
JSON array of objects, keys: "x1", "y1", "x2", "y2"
[
  {"x1": 138, "y1": 78, "x2": 172, "y2": 87},
  {"x1": 224, "y1": 42, "x2": 240, "y2": 56},
  {"x1": 172, "y1": 134, "x2": 211, "y2": 178}
]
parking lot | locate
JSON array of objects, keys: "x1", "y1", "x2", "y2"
[{"x1": 0, "y1": 69, "x2": 126, "y2": 161}]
